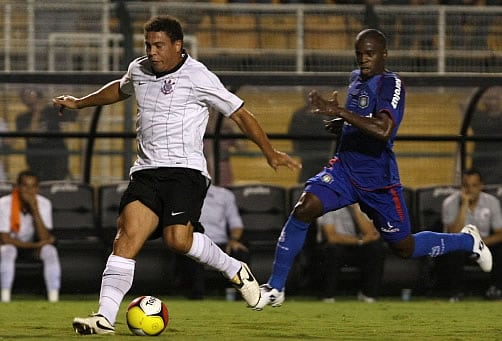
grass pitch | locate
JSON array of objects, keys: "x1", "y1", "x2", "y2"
[{"x1": 1, "y1": 294, "x2": 502, "y2": 340}]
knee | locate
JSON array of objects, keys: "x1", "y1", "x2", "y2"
[
  {"x1": 164, "y1": 227, "x2": 193, "y2": 254},
  {"x1": 292, "y1": 193, "x2": 323, "y2": 223},
  {"x1": 388, "y1": 236, "x2": 415, "y2": 259},
  {"x1": 39, "y1": 244, "x2": 59, "y2": 262},
  {"x1": 0, "y1": 244, "x2": 17, "y2": 262}
]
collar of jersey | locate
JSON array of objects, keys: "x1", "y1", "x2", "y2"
[{"x1": 154, "y1": 50, "x2": 188, "y2": 78}]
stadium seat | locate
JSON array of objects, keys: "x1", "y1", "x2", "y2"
[
  {"x1": 38, "y1": 181, "x2": 98, "y2": 240},
  {"x1": 483, "y1": 184, "x2": 502, "y2": 203},
  {"x1": 97, "y1": 181, "x2": 129, "y2": 245},
  {"x1": 0, "y1": 181, "x2": 12, "y2": 197},
  {"x1": 402, "y1": 186, "x2": 416, "y2": 232},
  {"x1": 38, "y1": 181, "x2": 105, "y2": 293},
  {"x1": 228, "y1": 184, "x2": 287, "y2": 283},
  {"x1": 229, "y1": 184, "x2": 287, "y2": 248},
  {"x1": 415, "y1": 185, "x2": 458, "y2": 232}
]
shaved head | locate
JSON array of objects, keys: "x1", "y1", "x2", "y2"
[{"x1": 356, "y1": 29, "x2": 387, "y2": 50}]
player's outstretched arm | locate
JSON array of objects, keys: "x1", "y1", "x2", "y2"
[
  {"x1": 52, "y1": 80, "x2": 130, "y2": 114},
  {"x1": 309, "y1": 90, "x2": 393, "y2": 141},
  {"x1": 230, "y1": 107, "x2": 301, "y2": 171}
]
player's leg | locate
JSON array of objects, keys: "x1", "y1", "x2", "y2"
[
  {"x1": 363, "y1": 186, "x2": 492, "y2": 272},
  {"x1": 0, "y1": 244, "x2": 17, "y2": 302},
  {"x1": 255, "y1": 168, "x2": 355, "y2": 310},
  {"x1": 73, "y1": 200, "x2": 157, "y2": 335},
  {"x1": 73, "y1": 170, "x2": 160, "y2": 335},
  {"x1": 39, "y1": 244, "x2": 61, "y2": 302},
  {"x1": 161, "y1": 168, "x2": 259, "y2": 307}
]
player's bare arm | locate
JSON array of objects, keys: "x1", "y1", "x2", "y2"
[
  {"x1": 309, "y1": 90, "x2": 393, "y2": 141},
  {"x1": 230, "y1": 107, "x2": 301, "y2": 171},
  {"x1": 52, "y1": 79, "x2": 130, "y2": 113}
]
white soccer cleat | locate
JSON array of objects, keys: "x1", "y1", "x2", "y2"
[
  {"x1": 72, "y1": 313, "x2": 115, "y2": 335},
  {"x1": 462, "y1": 224, "x2": 493, "y2": 272},
  {"x1": 231, "y1": 262, "x2": 261, "y2": 308},
  {"x1": 252, "y1": 284, "x2": 285, "y2": 311}
]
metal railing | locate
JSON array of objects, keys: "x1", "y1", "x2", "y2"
[{"x1": 2, "y1": 2, "x2": 502, "y2": 73}]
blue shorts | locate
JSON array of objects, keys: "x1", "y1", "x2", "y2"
[{"x1": 305, "y1": 162, "x2": 411, "y2": 244}]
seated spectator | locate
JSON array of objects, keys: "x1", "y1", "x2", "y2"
[
  {"x1": 317, "y1": 203, "x2": 385, "y2": 303},
  {"x1": 0, "y1": 170, "x2": 61, "y2": 302},
  {"x1": 178, "y1": 184, "x2": 249, "y2": 300},
  {"x1": 441, "y1": 168, "x2": 502, "y2": 301}
]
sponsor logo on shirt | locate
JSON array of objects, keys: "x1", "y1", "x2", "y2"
[
  {"x1": 380, "y1": 221, "x2": 400, "y2": 233},
  {"x1": 391, "y1": 78, "x2": 402, "y2": 109}
]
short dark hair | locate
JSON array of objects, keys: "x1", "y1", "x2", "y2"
[
  {"x1": 463, "y1": 168, "x2": 483, "y2": 182},
  {"x1": 356, "y1": 28, "x2": 387, "y2": 49},
  {"x1": 17, "y1": 169, "x2": 39, "y2": 185},
  {"x1": 144, "y1": 15, "x2": 183, "y2": 43}
]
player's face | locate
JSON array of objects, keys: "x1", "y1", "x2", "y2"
[
  {"x1": 144, "y1": 31, "x2": 183, "y2": 73},
  {"x1": 355, "y1": 37, "x2": 387, "y2": 80}
]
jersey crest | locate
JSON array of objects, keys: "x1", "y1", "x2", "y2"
[
  {"x1": 160, "y1": 79, "x2": 175, "y2": 95},
  {"x1": 358, "y1": 94, "x2": 369, "y2": 108}
]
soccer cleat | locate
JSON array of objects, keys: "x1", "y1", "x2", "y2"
[
  {"x1": 252, "y1": 284, "x2": 285, "y2": 311},
  {"x1": 72, "y1": 313, "x2": 115, "y2": 335},
  {"x1": 461, "y1": 224, "x2": 493, "y2": 272},
  {"x1": 230, "y1": 262, "x2": 260, "y2": 308}
]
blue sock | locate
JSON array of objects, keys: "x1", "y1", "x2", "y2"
[
  {"x1": 411, "y1": 231, "x2": 474, "y2": 258},
  {"x1": 268, "y1": 216, "x2": 310, "y2": 291}
]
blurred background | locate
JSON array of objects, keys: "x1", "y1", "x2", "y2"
[{"x1": 0, "y1": 0, "x2": 501, "y2": 188}]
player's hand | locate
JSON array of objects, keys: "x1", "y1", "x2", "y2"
[
  {"x1": 460, "y1": 191, "x2": 472, "y2": 207},
  {"x1": 266, "y1": 149, "x2": 302, "y2": 171},
  {"x1": 52, "y1": 95, "x2": 80, "y2": 115},
  {"x1": 309, "y1": 90, "x2": 341, "y2": 116},
  {"x1": 19, "y1": 190, "x2": 38, "y2": 214}
]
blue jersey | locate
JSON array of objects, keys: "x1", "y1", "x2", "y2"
[{"x1": 336, "y1": 70, "x2": 405, "y2": 191}]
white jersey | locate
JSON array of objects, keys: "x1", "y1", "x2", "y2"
[
  {"x1": 120, "y1": 54, "x2": 244, "y2": 178},
  {"x1": 0, "y1": 194, "x2": 53, "y2": 243}
]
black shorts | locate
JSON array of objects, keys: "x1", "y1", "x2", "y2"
[{"x1": 119, "y1": 168, "x2": 209, "y2": 239}]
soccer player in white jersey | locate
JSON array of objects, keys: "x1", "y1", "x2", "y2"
[{"x1": 53, "y1": 15, "x2": 300, "y2": 335}]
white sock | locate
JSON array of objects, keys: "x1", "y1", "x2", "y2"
[
  {"x1": 1, "y1": 288, "x2": 11, "y2": 303},
  {"x1": 0, "y1": 245, "x2": 16, "y2": 292},
  {"x1": 186, "y1": 232, "x2": 241, "y2": 279},
  {"x1": 48, "y1": 290, "x2": 59, "y2": 302},
  {"x1": 98, "y1": 255, "x2": 135, "y2": 325},
  {"x1": 40, "y1": 245, "x2": 61, "y2": 295}
]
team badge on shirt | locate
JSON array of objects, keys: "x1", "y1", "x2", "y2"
[
  {"x1": 321, "y1": 173, "x2": 333, "y2": 184},
  {"x1": 358, "y1": 95, "x2": 369, "y2": 108},
  {"x1": 161, "y1": 79, "x2": 175, "y2": 95}
]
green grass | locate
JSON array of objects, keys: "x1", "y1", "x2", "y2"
[{"x1": 1, "y1": 295, "x2": 502, "y2": 340}]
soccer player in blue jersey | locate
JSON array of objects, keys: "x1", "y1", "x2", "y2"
[{"x1": 254, "y1": 28, "x2": 493, "y2": 310}]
